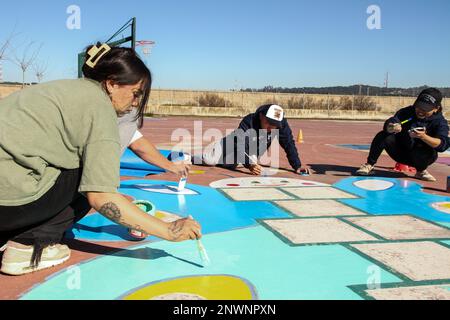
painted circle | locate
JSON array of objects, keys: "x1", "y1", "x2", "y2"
[
  {"x1": 431, "y1": 202, "x2": 450, "y2": 214},
  {"x1": 353, "y1": 179, "x2": 395, "y2": 191},
  {"x1": 151, "y1": 293, "x2": 206, "y2": 300},
  {"x1": 210, "y1": 177, "x2": 328, "y2": 188},
  {"x1": 120, "y1": 275, "x2": 257, "y2": 300}
]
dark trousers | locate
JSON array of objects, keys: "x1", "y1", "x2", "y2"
[
  {"x1": 367, "y1": 131, "x2": 438, "y2": 171},
  {"x1": 0, "y1": 168, "x2": 91, "y2": 265}
]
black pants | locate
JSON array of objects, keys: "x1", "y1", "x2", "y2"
[
  {"x1": 367, "y1": 131, "x2": 438, "y2": 171},
  {"x1": 0, "y1": 168, "x2": 91, "y2": 266}
]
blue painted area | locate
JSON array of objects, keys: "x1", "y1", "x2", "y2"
[
  {"x1": 334, "y1": 177, "x2": 450, "y2": 222},
  {"x1": 336, "y1": 144, "x2": 370, "y2": 151},
  {"x1": 22, "y1": 226, "x2": 402, "y2": 300},
  {"x1": 336, "y1": 144, "x2": 450, "y2": 155},
  {"x1": 119, "y1": 168, "x2": 161, "y2": 177},
  {"x1": 68, "y1": 180, "x2": 291, "y2": 242},
  {"x1": 120, "y1": 149, "x2": 186, "y2": 177}
]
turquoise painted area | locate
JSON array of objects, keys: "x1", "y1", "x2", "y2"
[
  {"x1": 21, "y1": 226, "x2": 401, "y2": 300},
  {"x1": 334, "y1": 177, "x2": 450, "y2": 222},
  {"x1": 438, "y1": 222, "x2": 450, "y2": 228},
  {"x1": 67, "y1": 180, "x2": 291, "y2": 241}
]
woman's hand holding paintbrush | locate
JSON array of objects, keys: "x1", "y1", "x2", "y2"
[
  {"x1": 387, "y1": 123, "x2": 402, "y2": 134},
  {"x1": 387, "y1": 117, "x2": 413, "y2": 134},
  {"x1": 167, "y1": 216, "x2": 202, "y2": 242}
]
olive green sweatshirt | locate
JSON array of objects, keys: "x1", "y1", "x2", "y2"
[{"x1": 0, "y1": 78, "x2": 120, "y2": 206}]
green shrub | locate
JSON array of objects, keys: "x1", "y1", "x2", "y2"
[{"x1": 198, "y1": 93, "x2": 234, "y2": 108}]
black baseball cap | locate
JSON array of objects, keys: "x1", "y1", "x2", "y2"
[{"x1": 413, "y1": 88, "x2": 442, "y2": 112}]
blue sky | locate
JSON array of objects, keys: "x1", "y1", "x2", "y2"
[{"x1": 0, "y1": 0, "x2": 449, "y2": 90}]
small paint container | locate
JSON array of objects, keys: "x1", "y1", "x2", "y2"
[
  {"x1": 171, "y1": 152, "x2": 192, "y2": 164},
  {"x1": 128, "y1": 200, "x2": 156, "y2": 240}
]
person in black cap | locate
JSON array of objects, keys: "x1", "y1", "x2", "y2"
[
  {"x1": 356, "y1": 88, "x2": 450, "y2": 181},
  {"x1": 193, "y1": 104, "x2": 309, "y2": 175}
]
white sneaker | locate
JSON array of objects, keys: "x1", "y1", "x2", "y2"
[
  {"x1": 415, "y1": 170, "x2": 437, "y2": 182},
  {"x1": 356, "y1": 163, "x2": 374, "y2": 176},
  {"x1": 1, "y1": 242, "x2": 70, "y2": 276}
]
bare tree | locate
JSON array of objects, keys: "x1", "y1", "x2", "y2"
[
  {"x1": 0, "y1": 29, "x2": 18, "y2": 83},
  {"x1": 11, "y1": 42, "x2": 43, "y2": 87},
  {"x1": 33, "y1": 60, "x2": 48, "y2": 83}
]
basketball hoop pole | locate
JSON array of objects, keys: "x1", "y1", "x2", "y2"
[{"x1": 77, "y1": 17, "x2": 137, "y2": 78}]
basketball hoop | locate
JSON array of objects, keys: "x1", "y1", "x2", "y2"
[{"x1": 136, "y1": 40, "x2": 155, "y2": 57}]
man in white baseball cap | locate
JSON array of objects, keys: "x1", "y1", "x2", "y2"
[{"x1": 193, "y1": 104, "x2": 310, "y2": 175}]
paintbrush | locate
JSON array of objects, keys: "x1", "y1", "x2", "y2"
[
  {"x1": 244, "y1": 151, "x2": 268, "y2": 176},
  {"x1": 401, "y1": 118, "x2": 413, "y2": 125},
  {"x1": 177, "y1": 176, "x2": 187, "y2": 192},
  {"x1": 188, "y1": 215, "x2": 210, "y2": 266}
]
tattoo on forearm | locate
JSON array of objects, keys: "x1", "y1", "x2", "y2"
[
  {"x1": 99, "y1": 202, "x2": 147, "y2": 234},
  {"x1": 99, "y1": 202, "x2": 121, "y2": 222}
]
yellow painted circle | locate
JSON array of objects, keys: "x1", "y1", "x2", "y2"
[
  {"x1": 431, "y1": 202, "x2": 450, "y2": 214},
  {"x1": 189, "y1": 170, "x2": 205, "y2": 175},
  {"x1": 121, "y1": 275, "x2": 256, "y2": 300}
]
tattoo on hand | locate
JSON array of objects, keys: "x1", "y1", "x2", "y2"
[{"x1": 168, "y1": 219, "x2": 185, "y2": 240}]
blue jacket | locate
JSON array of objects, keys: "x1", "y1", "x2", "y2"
[
  {"x1": 219, "y1": 106, "x2": 302, "y2": 170},
  {"x1": 384, "y1": 106, "x2": 450, "y2": 152}
]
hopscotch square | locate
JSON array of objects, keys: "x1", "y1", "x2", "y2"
[
  {"x1": 275, "y1": 200, "x2": 366, "y2": 217},
  {"x1": 221, "y1": 188, "x2": 293, "y2": 201},
  {"x1": 365, "y1": 284, "x2": 450, "y2": 300},
  {"x1": 281, "y1": 187, "x2": 358, "y2": 199},
  {"x1": 352, "y1": 242, "x2": 450, "y2": 281},
  {"x1": 262, "y1": 218, "x2": 377, "y2": 245},
  {"x1": 345, "y1": 215, "x2": 450, "y2": 240}
]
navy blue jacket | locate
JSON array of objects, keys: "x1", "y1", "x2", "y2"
[
  {"x1": 384, "y1": 106, "x2": 450, "y2": 152},
  {"x1": 219, "y1": 106, "x2": 302, "y2": 170}
]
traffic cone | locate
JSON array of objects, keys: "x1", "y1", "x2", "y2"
[{"x1": 297, "y1": 129, "x2": 304, "y2": 143}]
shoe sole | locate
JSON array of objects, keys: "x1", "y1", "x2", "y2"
[
  {"x1": 1, "y1": 253, "x2": 70, "y2": 276},
  {"x1": 356, "y1": 171, "x2": 374, "y2": 176}
]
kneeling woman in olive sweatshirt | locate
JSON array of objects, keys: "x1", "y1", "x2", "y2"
[{"x1": 0, "y1": 44, "x2": 201, "y2": 275}]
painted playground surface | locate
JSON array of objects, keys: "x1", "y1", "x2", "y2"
[{"x1": 1, "y1": 118, "x2": 450, "y2": 300}]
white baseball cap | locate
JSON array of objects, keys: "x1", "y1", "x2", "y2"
[{"x1": 264, "y1": 104, "x2": 284, "y2": 127}]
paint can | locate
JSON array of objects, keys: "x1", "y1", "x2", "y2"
[
  {"x1": 171, "y1": 152, "x2": 192, "y2": 165},
  {"x1": 128, "y1": 200, "x2": 156, "y2": 241}
]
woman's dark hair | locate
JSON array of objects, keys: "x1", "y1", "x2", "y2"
[{"x1": 82, "y1": 44, "x2": 151, "y2": 128}]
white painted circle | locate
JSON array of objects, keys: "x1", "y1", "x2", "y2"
[
  {"x1": 151, "y1": 293, "x2": 206, "y2": 300},
  {"x1": 210, "y1": 177, "x2": 329, "y2": 189},
  {"x1": 134, "y1": 184, "x2": 198, "y2": 195},
  {"x1": 353, "y1": 179, "x2": 394, "y2": 191}
]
